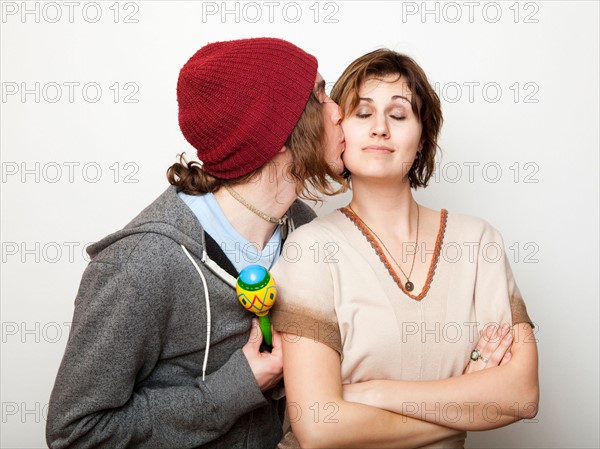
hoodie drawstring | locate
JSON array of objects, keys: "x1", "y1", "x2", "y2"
[{"x1": 180, "y1": 245, "x2": 211, "y2": 381}]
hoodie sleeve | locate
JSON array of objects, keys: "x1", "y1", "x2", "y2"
[{"x1": 46, "y1": 255, "x2": 267, "y2": 449}]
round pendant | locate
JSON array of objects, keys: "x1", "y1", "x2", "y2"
[{"x1": 405, "y1": 281, "x2": 414, "y2": 292}]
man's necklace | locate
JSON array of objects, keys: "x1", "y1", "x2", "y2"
[{"x1": 224, "y1": 185, "x2": 287, "y2": 225}]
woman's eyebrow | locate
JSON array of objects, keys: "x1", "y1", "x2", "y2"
[
  {"x1": 392, "y1": 95, "x2": 412, "y2": 104},
  {"x1": 358, "y1": 95, "x2": 412, "y2": 104}
]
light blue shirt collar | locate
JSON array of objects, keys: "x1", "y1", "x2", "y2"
[{"x1": 178, "y1": 191, "x2": 281, "y2": 272}]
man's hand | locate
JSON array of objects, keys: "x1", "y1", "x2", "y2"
[{"x1": 242, "y1": 319, "x2": 283, "y2": 391}]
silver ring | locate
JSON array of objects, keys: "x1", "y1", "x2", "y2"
[{"x1": 479, "y1": 354, "x2": 489, "y2": 364}]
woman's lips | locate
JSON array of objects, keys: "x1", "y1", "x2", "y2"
[{"x1": 363, "y1": 145, "x2": 394, "y2": 152}]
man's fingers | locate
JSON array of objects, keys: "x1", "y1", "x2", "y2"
[
  {"x1": 247, "y1": 318, "x2": 263, "y2": 347},
  {"x1": 270, "y1": 329, "x2": 282, "y2": 354}
]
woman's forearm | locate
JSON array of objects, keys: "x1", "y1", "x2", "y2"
[
  {"x1": 344, "y1": 323, "x2": 539, "y2": 431},
  {"x1": 282, "y1": 335, "x2": 462, "y2": 448},
  {"x1": 353, "y1": 367, "x2": 537, "y2": 430},
  {"x1": 290, "y1": 397, "x2": 461, "y2": 449}
]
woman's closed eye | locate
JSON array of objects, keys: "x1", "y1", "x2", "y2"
[
  {"x1": 354, "y1": 110, "x2": 406, "y2": 120},
  {"x1": 354, "y1": 107, "x2": 371, "y2": 118},
  {"x1": 389, "y1": 107, "x2": 407, "y2": 120}
]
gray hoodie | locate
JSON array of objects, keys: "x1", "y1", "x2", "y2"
[{"x1": 46, "y1": 186, "x2": 316, "y2": 448}]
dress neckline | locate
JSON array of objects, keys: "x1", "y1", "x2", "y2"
[{"x1": 339, "y1": 207, "x2": 448, "y2": 301}]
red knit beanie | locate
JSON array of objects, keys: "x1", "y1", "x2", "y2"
[{"x1": 177, "y1": 37, "x2": 318, "y2": 179}]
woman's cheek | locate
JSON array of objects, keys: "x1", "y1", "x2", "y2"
[
  {"x1": 341, "y1": 147, "x2": 359, "y2": 169},
  {"x1": 341, "y1": 121, "x2": 361, "y2": 148}
]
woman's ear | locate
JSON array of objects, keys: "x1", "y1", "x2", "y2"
[{"x1": 278, "y1": 145, "x2": 288, "y2": 154}]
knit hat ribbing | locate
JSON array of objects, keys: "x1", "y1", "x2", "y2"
[{"x1": 177, "y1": 37, "x2": 318, "y2": 179}]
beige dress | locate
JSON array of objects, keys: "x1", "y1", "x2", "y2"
[{"x1": 272, "y1": 208, "x2": 532, "y2": 449}]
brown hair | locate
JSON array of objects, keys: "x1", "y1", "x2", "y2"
[
  {"x1": 331, "y1": 49, "x2": 443, "y2": 188},
  {"x1": 167, "y1": 91, "x2": 344, "y2": 200}
]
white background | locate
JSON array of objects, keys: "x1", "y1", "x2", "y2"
[{"x1": 1, "y1": 1, "x2": 598, "y2": 447}]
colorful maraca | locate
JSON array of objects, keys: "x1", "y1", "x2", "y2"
[{"x1": 236, "y1": 265, "x2": 277, "y2": 345}]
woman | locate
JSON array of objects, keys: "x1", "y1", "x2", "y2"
[
  {"x1": 271, "y1": 49, "x2": 538, "y2": 448},
  {"x1": 47, "y1": 37, "x2": 345, "y2": 449}
]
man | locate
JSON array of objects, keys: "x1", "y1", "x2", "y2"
[{"x1": 46, "y1": 37, "x2": 345, "y2": 448}]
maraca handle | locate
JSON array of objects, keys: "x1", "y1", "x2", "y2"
[{"x1": 258, "y1": 314, "x2": 272, "y2": 346}]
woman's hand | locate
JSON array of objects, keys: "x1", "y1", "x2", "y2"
[
  {"x1": 343, "y1": 322, "x2": 514, "y2": 407},
  {"x1": 343, "y1": 322, "x2": 537, "y2": 431},
  {"x1": 463, "y1": 322, "x2": 513, "y2": 374}
]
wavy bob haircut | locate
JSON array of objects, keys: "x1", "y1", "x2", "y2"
[{"x1": 331, "y1": 49, "x2": 443, "y2": 188}]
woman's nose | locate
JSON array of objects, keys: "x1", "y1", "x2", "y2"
[{"x1": 370, "y1": 115, "x2": 389, "y2": 137}]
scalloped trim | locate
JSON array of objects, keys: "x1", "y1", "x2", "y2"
[{"x1": 339, "y1": 207, "x2": 448, "y2": 301}]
